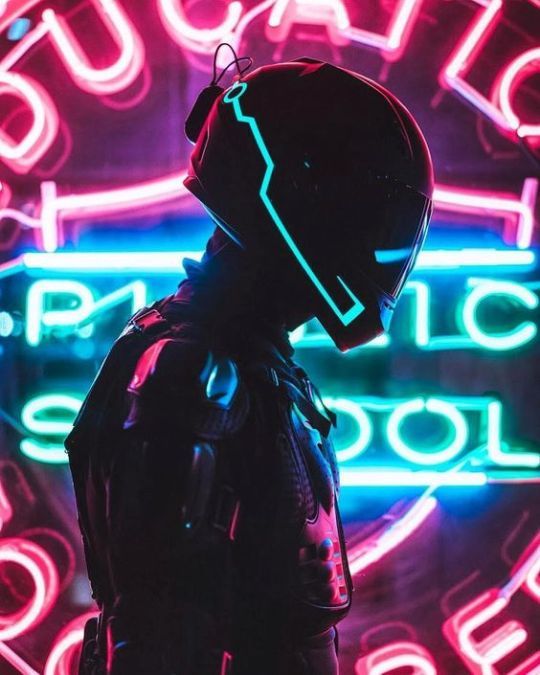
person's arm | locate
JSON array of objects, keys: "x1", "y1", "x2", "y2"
[{"x1": 104, "y1": 338, "x2": 248, "y2": 674}]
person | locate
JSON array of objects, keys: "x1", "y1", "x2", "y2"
[{"x1": 66, "y1": 54, "x2": 434, "y2": 675}]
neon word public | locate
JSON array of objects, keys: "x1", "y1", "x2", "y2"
[{"x1": 21, "y1": 273, "x2": 539, "y2": 353}]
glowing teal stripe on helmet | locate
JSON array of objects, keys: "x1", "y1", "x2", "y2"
[{"x1": 223, "y1": 81, "x2": 364, "y2": 327}]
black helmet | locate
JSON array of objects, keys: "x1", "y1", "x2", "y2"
[{"x1": 184, "y1": 57, "x2": 434, "y2": 351}]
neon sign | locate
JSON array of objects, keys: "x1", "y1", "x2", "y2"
[
  {"x1": 19, "y1": 393, "x2": 540, "y2": 481},
  {"x1": 0, "y1": 174, "x2": 192, "y2": 252},
  {"x1": 0, "y1": 249, "x2": 536, "y2": 350},
  {"x1": 440, "y1": 0, "x2": 540, "y2": 143},
  {"x1": 347, "y1": 496, "x2": 438, "y2": 575},
  {"x1": 443, "y1": 533, "x2": 540, "y2": 674},
  {"x1": 0, "y1": 471, "x2": 97, "y2": 675},
  {"x1": 0, "y1": 175, "x2": 536, "y2": 253},
  {"x1": 41, "y1": 1, "x2": 145, "y2": 96},
  {"x1": 25, "y1": 279, "x2": 147, "y2": 346},
  {"x1": 350, "y1": 533, "x2": 540, "y2": 674},
  {"x1": 0, "y1": 475, "x2": 60, "y2": 671},
  {"x1": 330, "y1": 394, "x2": 540, "y2": 481},
  {"x1": 44, "y1": 612, "x2": 98, "y2": 675},
  {"x1": 296, "y1": 276, "x2": 539, "y2": 352},
  {"x1": 0, "y1": 2, "x2": 538, "y2": 672},
  {"x1": 0, "y1": 247, "x2": 536, "y2": 481},
  {"x1": 355, "y1": 641, "x2": 438, "y2": 675},
  {"x1": 0, "y1": 1, "x2": 537, "y2": 251},
  {"x1": 1, "y1": 461, "x2": 537, "y2": 673}
]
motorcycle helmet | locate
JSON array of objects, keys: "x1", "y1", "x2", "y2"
[{"x1": 184, "y1": 56, "x2": 434, "y2": 351}]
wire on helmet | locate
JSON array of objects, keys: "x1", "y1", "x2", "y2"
[{"x1": 211, "y1": 43, "x2": 253, "y2": 86}]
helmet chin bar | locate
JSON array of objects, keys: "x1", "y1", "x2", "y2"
[{"x1": 320, "y1": 290, "x2": 395, "y2": 352}]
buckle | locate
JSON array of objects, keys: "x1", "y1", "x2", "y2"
[
  {"x1": 130, "y1": 307, "x2": 167, "y2": 333},
  {"x1": 269, "y1": 367, "x2": 280, "y2": 387}
]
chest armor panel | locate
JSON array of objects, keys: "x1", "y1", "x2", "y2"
[
  {"x1": 228, "y1": 367, "x2": 353, "y2": 637},
  {"x1": 290, "y1": 405, "x2": 351, "y2": 608}
]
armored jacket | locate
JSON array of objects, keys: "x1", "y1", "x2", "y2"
[{"x1": 66, "y1": 295, "x2": 353, "y2": 674}]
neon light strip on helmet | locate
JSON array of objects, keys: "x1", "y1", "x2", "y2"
[{"x1": 223, "y1": 81, "x2": 365, "y2": 327}]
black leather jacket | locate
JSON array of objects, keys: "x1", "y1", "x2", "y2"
[{"x1": 66, "y1": 294, "x2": 353, "y2": 674}]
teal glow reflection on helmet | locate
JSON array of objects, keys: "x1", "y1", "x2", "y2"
[{"x1": 223, "y1": 81, "x2": 365, "y2": 327}]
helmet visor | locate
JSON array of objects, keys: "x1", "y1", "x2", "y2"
[
  {"x1": 263, "y1": 173, "x2": 433, "y2": 350},
  {"x1": 366, "y1": 183, "x2": 432, "y2": 297}
]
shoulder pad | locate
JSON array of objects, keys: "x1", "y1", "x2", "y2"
[
  {"x1": 199, "y1": 352, "x2": 240, "y2": 407},
  {"x1": 124, "y1": 340, "x2": 249, "y2": 440},
  {"x1": 195, "y1": 352, "x2": 249, "y2": 439},
  {"x1": 127, "y1": 337, "x2": 207, "y2": 394}
]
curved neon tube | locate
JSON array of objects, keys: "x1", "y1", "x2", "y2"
[
  {"x1": 356, "y1": 642, "x2": 437, "y2": 675},
  {"x1": 0, "y1": 73, "x2": 45, "y2": 158},
  {"x1": 22, "y1": 394, "x2": 83, "y2": 435},
  {"x1": 347, "y1": 496, "x2": 437, "y2": 575},
  {"x1": 44, "y1": 628, "x2": 85, "y2": 675},
  {"x1": 498, "y1": 47, "x2": 540, "y2": 139},
  {"x1": 0, "y1": 539, "x2": 59, "y2": 641},
  {"x1": 44, "y1": 612, "x2": 99, "y2": 675},
  {"x1": 323, "y1": 397, "x2": 373, "y2": 462},
  {"x1": 0, "y1": 72, "x2": 59, "y2": 173},
  {"x1": 462, "y1": 279, "x2": 538, "y2": 351},
  {"x1": 370, "y1": 654, "x2": 437, "y2": 675},
  {"x1": 387, "y1": 398, "x2": 469, "y2": 465},
  {"x1": 42, "y1": 0, "x2": 145, "y2": 95}
]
